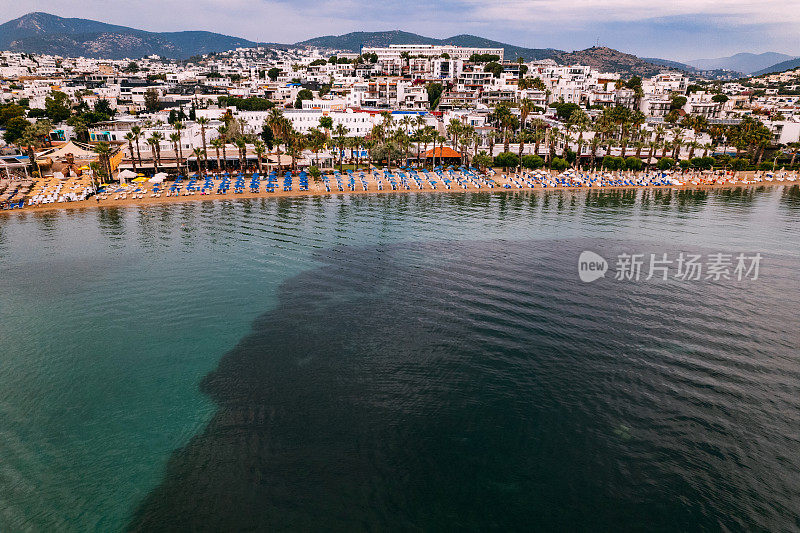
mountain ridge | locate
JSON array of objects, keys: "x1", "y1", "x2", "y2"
[
  {"x1": 687, "y1": 52, "x2": 795, "y2": 74},
  {"x1": 752, "y1": 57, "x2": 800, "y2": 76},
  {"x1": 0, "y1": 12, "x2": 256, "y2": 59},
  {"x1": 1, "y1": 13, "x2": 688, "y2": 78},
  {"x1": 295, "y1": 30, "x2": 562, "y2": 61}
]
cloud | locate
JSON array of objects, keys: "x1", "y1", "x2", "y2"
[{"x1": 0, "y1": 0, "x2": 798, "y2": 59}]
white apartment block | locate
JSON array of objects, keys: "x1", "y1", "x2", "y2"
[{"x1": 361, "y1": 44, "x2": 504, "y2": 63}]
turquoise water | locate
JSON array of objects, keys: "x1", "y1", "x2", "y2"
[{"x1": 1, "y1": 188, "x2": 799, "y2": 531}]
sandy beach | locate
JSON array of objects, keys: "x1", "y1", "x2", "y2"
[{"x1": 2, "y1": 169, "x2": 796, "y2": 215}]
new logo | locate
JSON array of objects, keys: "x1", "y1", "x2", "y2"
[{"x1": 578, "y1": 251, "x2": 608, "y2": 282}]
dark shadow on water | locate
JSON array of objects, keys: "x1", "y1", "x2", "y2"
[{"x1": 127, "y1": 239, "x2": 800, "y2": 532}]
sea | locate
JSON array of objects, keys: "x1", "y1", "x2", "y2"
[{"x1": 0, "y1": 186, "x2": 798, "y2": 531}]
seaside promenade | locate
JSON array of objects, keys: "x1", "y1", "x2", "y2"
[{"x1": 2, "y1": 167, "x2": 797, "y2": 214}]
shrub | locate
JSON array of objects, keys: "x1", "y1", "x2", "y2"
[
  {"x1": 494, "y1": 151, "x2": 519, "y2": 170},
  {"x1": 625, "y1": 156, "x2": 643, "y2": 171},
  {"x1": 602, "y1": 155, "x2": 624, "y2": 170},
  {"x1": 758, "y1": 161, "x2": 774, "y2": 171},
  {"x1": 730, "y1": 157, "x2": 750, "y2": 171},
  {"x1": 521, "y1": 154, "x2": 544, "y2": 169},
  {"x1": 690, "y1": 157, "x2": 714, "y2": 170},
  {"x1": 472, "y1": 152, "x2": 493, "y2": 170},
  {"x1": 550, "y1": 157, "x2": 569, "y2": 171},
  {"x1": 656, "y1": 157, "x2": 676, "y2": 170}
]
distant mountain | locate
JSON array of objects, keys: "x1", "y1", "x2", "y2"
[
  {"x1": 295, "y1": 30, "x2": 562, "y2": 61},
  {"x1": 642, "y1": 57, "x2": 695, "y2": 72},
  {"x1": 556, "y1": 47, "x2": 671, "y2": 77},
  {"x1": 687, "y1": 52, "x2": 796, "y2": 74},
  {"x1": 752, "y1": 57, "x2": 800, "y2": 76},
  {"x1": 0, "y1": 13, "x2": 720, "y2": 80},
  {"x1": 0, "y1": 12, "x2": 256, "y2": 59}
]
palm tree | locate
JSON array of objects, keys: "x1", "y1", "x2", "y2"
[
  {"x1": 788, "y1": 142, "x2": 800, "y2": 168},
  {"x1": 92, "y1": 141, "x2": 113, "y2": 181},
  {"x1": 210, "y1": 138, "x2": 223, "y2": 172},
  {"x1": 169, "y1": 132, "x2": 181, "y2": 170},
  {"x1": 634, "y1": 140, "x2": 646, "y2": 159},
  {"x1": 173, "y1": 121, "x2": 186, "y2": 175},
  {"x1": 217, "y1": 125, "x2": 229, "y2": 171},
  {"x1": 589, "y1": 136, "x2": 602, "y2": 169},
  {"x1": 516, "y1": 130, "x2": 531, "y2": 171},
  {"x1": 287, "y1": 130, "x2": 306, "y2": 172},
  {"x1": 363, "y1": 137, "x2": 375, "y2": 169},
  {"x1": 254, "y1": 140, "x2": 266, "y2": 174},
  {"x1": 501, "y1": 114, "x2": 518, "y2": 153},
  {"x1": 192, "y1": 147, "x2": 206, "y2": 177},
  {"x1": 546, "y1": 127, "x2": 559, "y2": 164},
  {"x1": 124, "y1": 132, "x2": 137, "y2": 173},
  {"x1": 147, "y1": 134, "x2": 161, "y2": 173},
  {"x1": 567, "y1": 109, "x2": 590, "y2": 168},
  {"x1": 419, "y1": 126, "x2": 434, "y2": 169},
  {"x1": 380, "y1": 111, "x2": 394, "y2": 135},
  {"x1": 234, "y1": 138, "x2": 247, "y2": 173},
  {"x1": 459, "y1": 124, "x2": 475, "y2": 167},
  {"x1": 671, "y1": 131, "x2": 684, "y2": 160},
  {"x1": 446, "y1": 119, "x2": 463, "y2": 164},
  {"x1": 687, "y1": 140, "x2": 702, "y2": 160},
  {"x1": 518, "y1": 98, "x2": 535, "y2": 131},
  {"x1": 131, "y1": 125, "x2": 144, "y2": 170},
  {"x1": 648, "y1": 125, "x2": 666, "y2": 167},
  {"x1": 306, "y1": 128, "x2": 326, "y2": 168},
  {"x1": 334, "y1": 123, "x2": 349, "y2": 171},
  {"x1": 195, "y1": 116, "x2": 210, "y2": 172}
]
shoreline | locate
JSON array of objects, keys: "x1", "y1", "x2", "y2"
[{"x1": 2, "y1": 178, "x2": 794, "y2": 216}]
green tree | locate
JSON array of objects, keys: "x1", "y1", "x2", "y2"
[
  {"x1": 254, "y1": 140, "x2": 266, "y2": 174},
  {"x1": 144, "y1": 89, "x2": 160, "y2": 112},
  {"x1": 2, "y1": 116, "x2": 30, "y2": 143},
  {"x1": 333, "y1": 123, "x2": 350, "y2": 171},
  {"x1": 294, "y1": 89, "x2": 313, "y2": 109},
  {"x1": 472, "y1": 151, "x2": 492, "y2": 170},
  {"x1": 426, "y1": 82, "x2": 444, "y2": 110},
  {"x1": 306, "y1": 127, "x2": 327, "y2": 168},
  {"x1": 210, "y1": 138, "x2": 223, "y2": 172},
  {"x1": 94, "y1": 99, "x2": 115, "y2": 119},
  {"x1": 670, "y1": 95, "x2": 687, "y2": 110},
  {"x1": 521, "y1": 154, "x2": 544, "y2": 169},
  {"x1": 45, "y1": 91, "x2": 71, "y2": 122},
  {"x1": 550, "y1": 157, "x2": 568, "y2": 171},
  {"x1": 0, "y1": 104, "x2": 25, "y2": 127},
  {"x1": 125, "y1": 132, "x2": 138, "y2": 173},
  {"x1": 318, "y1": 116, "x2": 333, "y2": 138},
  {"x1": 196, "y1": 117, "x2": 210, "y2": 173},
  {"x1": 267, "y1": 67, "x2": 281, "y2": 81},
  {"x1": 92, "y1": 141, "x2": 113, "y2": 180},
  {"x1": 494, "y1": 151, "x2": 519, "y2": 171},
  {"x1": 624, "y1": 156, "x2": 643, "y2": 170},
  {"x1": 656, "y1": 157, "x2": 676, "y2": 170},
  {"x1": 484, "y1": 62, "x2": 504, "y2": 78}
]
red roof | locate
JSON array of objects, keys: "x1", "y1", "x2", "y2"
[{"x1": 423, "y1": 147, "x2": 461, "y2": 158}]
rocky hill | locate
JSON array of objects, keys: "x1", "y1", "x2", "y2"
[
  {"x1": 296, "y1": 30, "x2": 561, "y2": 61},
  {"x1": 556, "y1": 47, "x2": 673, "y2": 77},
  {"x1": 0, "y1": 12, "x2": 256, "y2": 59}
]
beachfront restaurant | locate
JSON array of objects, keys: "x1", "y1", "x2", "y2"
[{"x1": 422, "y1": 147, "x2": 463, "y2": 166}]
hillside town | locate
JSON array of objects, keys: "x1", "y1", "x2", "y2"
[{"x1": 1, "y1": 43, "x2": 800, "y2": 205}]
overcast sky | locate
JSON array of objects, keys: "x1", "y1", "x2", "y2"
[{"x1": 2, "y1": 0, "x2": 798, "y2": 61}]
